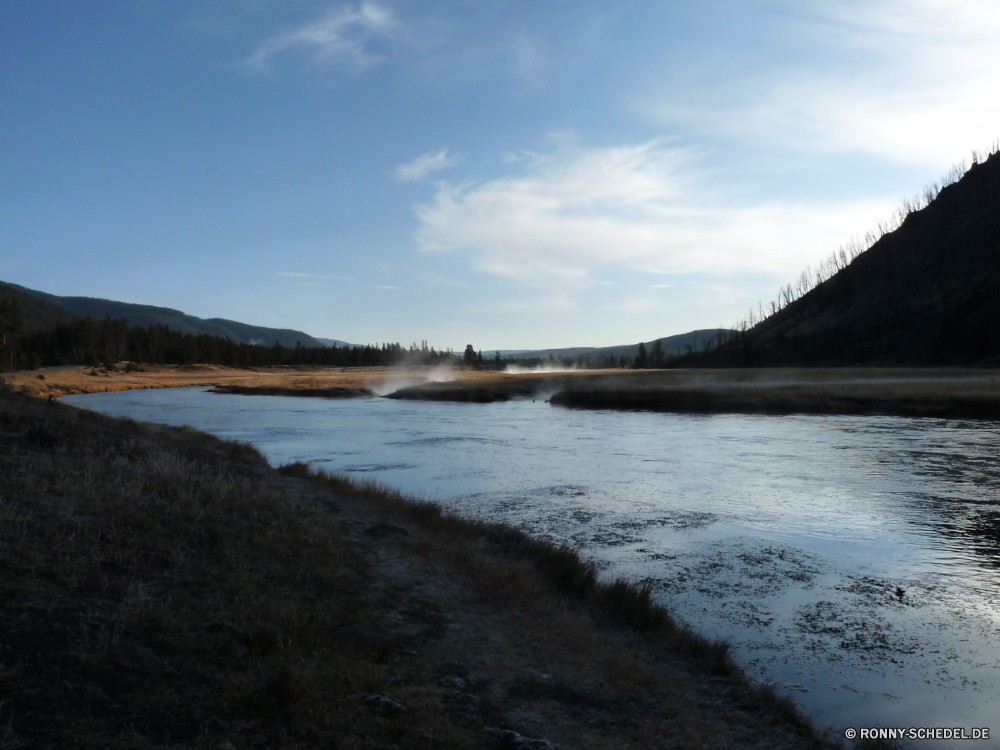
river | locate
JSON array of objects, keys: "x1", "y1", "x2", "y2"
[{"x1": 63, "y1": 387, "x2": 1000, "y2": 747}]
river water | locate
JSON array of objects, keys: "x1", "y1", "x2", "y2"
[{"x1": 64, "y1": 387, "x2": 1000, "y2": 747}]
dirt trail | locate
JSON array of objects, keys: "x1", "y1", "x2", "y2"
[{"x1": 267, "y1": 471, "x2": 827, "y2": 749}]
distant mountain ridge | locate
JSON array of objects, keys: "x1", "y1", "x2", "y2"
[
  {"x1": 0, "y1": 280, "x2": 328, "y2": 349},
  {"x1": 494, "y1": 329, "x2": 730, "y2": 361},
  {"x1": 315, "y1": 337, "x2": 362, "y2": 349}
]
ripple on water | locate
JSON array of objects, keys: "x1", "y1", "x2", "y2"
[{"x1": 62, "y1": 388, "x2": 1000, "y2": 745}]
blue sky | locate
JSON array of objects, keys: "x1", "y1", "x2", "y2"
[{"x1": 2, "y1": 1, "x2": 998, "y2": 349}]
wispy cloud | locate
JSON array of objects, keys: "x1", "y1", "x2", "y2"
[
  {"x1": 413, "y1": 140, "x2": 888, "y2": 290},
  {"x1": 396, "y1": 149, "x2": 464, "y2": 182},
  {"x1": 653, "y1": 0, "x2": 1000, "y2": 167},
  {"x1": 278, "y1": 271, "x2": 351, "y2": 280},
  {"x1": 245, "y1": 2, "x2": 400, "y2": 74}
]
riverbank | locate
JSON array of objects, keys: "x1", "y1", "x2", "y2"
[
  {"x1": 391, "y1": 367, "x2": 1000, "y2": 418},
  {"x1": 7, "y1": 362, "x2": 998, "y2": 418},
  {"x1": 0, "y1": 363, "x2": 597, "y2": 401},
  {"x1": 0, "y1": 385, "x2": 834, "y2": 749},
  {"x1": 0, "y1": 364, "x2": 404, "y2": 399}
]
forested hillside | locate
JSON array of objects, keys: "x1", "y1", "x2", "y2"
[
  {"x1": 501, "y1": 329, "x2": 730, "y2": 365},
  {"x1": 0, "y1": 302, "x2": 457, "y2": 372},
  {"x1": 0, "y1": 280, "x2": 325, "y2": 348},
  {"x1": 699, "y1": 149, "x2": 1000, "y2": 366}
]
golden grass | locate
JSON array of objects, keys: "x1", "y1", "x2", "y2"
[
  {"x1": 0, "y1": 363, "x2": 612, "y2": 400},
  {"x1": 9, "y1": 362, "x2": 1000, "y2": 417}
]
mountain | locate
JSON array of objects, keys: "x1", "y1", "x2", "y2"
[
  {"x1": 0, "y1": 280, "x2": 78, "y2": 331},
  {"x1": 713, "y1": 151, "x2": 1000, "y2": 365},
  {"x1": 315, "y1": 337, "x2": 362, "y2": 349},
  {"x1": 0, "y1": 280, "x2": 326, "y2": 349},
  {"x1": 495, "y1": 329, "x2": 731, "y2": 361}
]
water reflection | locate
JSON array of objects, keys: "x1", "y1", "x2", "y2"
[{"x1": 63, "y1": 388, "x2": 1000, "y2": 748}]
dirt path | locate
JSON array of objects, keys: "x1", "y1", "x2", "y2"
[{"x1": 269, "y1": 470, "x2": 828, "y2": 749}]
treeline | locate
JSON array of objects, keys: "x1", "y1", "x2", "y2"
[
  {"x1": 0, "y1": 298, "x2": 457, "y2": 372},
  {"x1": 498, "y1": 336, "x2": 719, "y2": 370}
]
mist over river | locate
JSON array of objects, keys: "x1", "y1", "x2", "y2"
[{"x1": 65, "y1": 387, "x2": 1000, "y2": 747}]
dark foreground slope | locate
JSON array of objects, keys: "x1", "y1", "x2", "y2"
[
  {"x1": 0, "y1": 387, "x2": 829, "y2": 749},
  {"x1": 709, "y1": 152, "x2": 1000, "y2": 365}
]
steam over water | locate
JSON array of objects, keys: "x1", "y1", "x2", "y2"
[{"x1": 65, "y1": 387, "x2": 1000, "y2": 747}]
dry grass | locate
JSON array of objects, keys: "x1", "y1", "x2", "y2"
[
  {"x1": 278, "y1": 464, "x2": 825, "y2": 744},
  {"x1": 8, "y1": 363, "x2": 1000, "y2": 419},
  {"x1": 386, "y1": 366, "x2": 1000, "y2": 417},
  {"x1": 0, "y1": 389, "x2": 486, "y2": 748},
  {"x1": 0, "y1": 364, "x2": 455, "y2": 399},
  {"x1": 549, "y1": 368, "x2": 1000, "y2": 417},
  {"x1": 1, "y1": 386, "x2": 834, "y2": 748}
]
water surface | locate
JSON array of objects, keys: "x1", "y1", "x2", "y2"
[{"x1": 64, "y1": 388, "x2": 1000, "y2": 747}]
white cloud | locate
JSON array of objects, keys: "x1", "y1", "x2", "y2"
[
  {"x1": 654, "y1": 0, "x2": 1000, "y2": 167},
  {"x1": 413, "y1": 140, "x2": 890, "y2": 289},
  {"x1": 396, "y1": 149, "x2": 464, "y2": 182},
  {"x1": 245, "y1": 2, "x2": 400, "y2": 73}
]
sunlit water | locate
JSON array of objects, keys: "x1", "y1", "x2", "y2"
[{"x1": 64, "y1": 388, "x2": 1000, "y2": 747}]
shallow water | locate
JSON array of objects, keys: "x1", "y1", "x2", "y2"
[{"x1": 64, "y1": 388, "x2": 1000, "y2": 747}]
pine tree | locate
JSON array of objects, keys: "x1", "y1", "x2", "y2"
[
  {"x1": 636, "y1": 342, "x2": 649, "y2": 368},
  {"x1": 0, "y1": 297, "x2": 24, "y2": 372},
  {"x1": 651, "y1": 339, "x2": 664, "y2": 367}
]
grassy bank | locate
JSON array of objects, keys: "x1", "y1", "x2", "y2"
[
  {"x1": 393, "y1": 368, "x2": 1000, "y2": 418},
  {"x1": 9, "y1": 362, "x2": 999, "y2": 418},
  {"x1": 0, "y1": 364, "x2": 432, "y2": 399},
  {"x1": 549, "y1": 380, "x2": 1000, "y2": 418},
  {"x1": 0, "y1": 386, "x2": 833, "y2": 748}
]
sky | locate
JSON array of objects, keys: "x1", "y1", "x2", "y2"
[{"x1": 2, "y1": 1, "x2": 999, "y2": 350}]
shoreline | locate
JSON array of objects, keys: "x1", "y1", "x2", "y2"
[
  {"x1": 0, "y1": 384, "x2": 835, "y2": 748},
  {"x1": 7, "y1": 362, "x2": 1000, "y2": 419}
]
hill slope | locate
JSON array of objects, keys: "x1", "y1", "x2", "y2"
[
  {"x1": 0, "y1": 280, "x2": 326, "y2": 348},
  {"x1": 0, "y1": 280, "x2": 79, "y2": 331},
  {"x1": 499, "y1": 329, "x2": 730, "y2": 361},
  {"x1": 721, "y1": 151, "x2": 1000, "y2": 365}
]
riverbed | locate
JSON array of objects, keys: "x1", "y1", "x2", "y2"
[{"x1": 63, "y1": 387, "x2": 1000, "y2": 747}]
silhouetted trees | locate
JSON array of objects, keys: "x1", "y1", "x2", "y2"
[
  {"x1": 0, "y1": 298, "x2": 24, "y2": 372},
  {"x1": 463, "y1": 344, "x2": 476, "y2": 367},
  {"x1": 635, "y1": 342, "x2": 649, "y2": 368},
  {"x1": 650, "y1": 340, "x2": 664, "y2": 368},
  {"x1": 7, "y1": 309, "x2": 459, "y2": 371}
]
